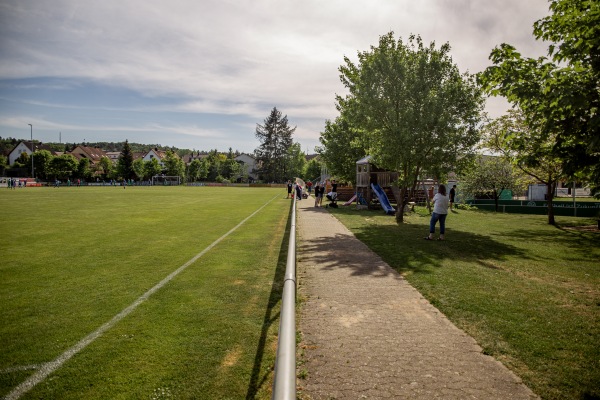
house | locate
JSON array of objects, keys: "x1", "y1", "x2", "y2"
[
  {"x1": 69, "y1": 146, "x2": 108, "y2": 166},
  {"x1": 142, "y1": 148, "x2": 168, "y2": 166},
  {"x1": 235, "y1": 153, "x2": 258, "y2": 181},
  {"x1": 105, "y1": 151, "x2": 121, "y2": 164},
  {"x1": 182, "y1": 151, "x2": 209, "y2": 164},
  {"x1": 7, "y1": 141, "x2": 56, "y2": 165}
]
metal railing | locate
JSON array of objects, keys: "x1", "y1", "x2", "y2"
[{"x1": 271, "y1": 194, "x2": 297, "y2": 399}]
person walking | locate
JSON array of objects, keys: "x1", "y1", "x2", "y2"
[
  {"x1": 314, "y1": 182, "x2": 321, "y2": 207},
  {"x1": 425, "y1": 184, "x2": 450, "y2": 241},
  {"x1": 449, "y1": 184, "x2": 457, "y2": 210}
]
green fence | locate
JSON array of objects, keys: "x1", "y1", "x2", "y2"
[{"x1": 466, "y1": 199, "x2": 600, "y2": 218}]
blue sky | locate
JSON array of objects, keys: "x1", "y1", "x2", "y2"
[{"x1": 0, "y1": 0, "x2": 550, "y2": 154}]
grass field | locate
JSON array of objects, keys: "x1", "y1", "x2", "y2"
[
  {"x1": 328, "y1": 205, "x2": 599, "y2": 400},
  {"x1": 0, "y1": 186, "x2": 291, "y2": 399}
]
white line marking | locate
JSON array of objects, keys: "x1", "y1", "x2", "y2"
[{"x1": 5, "y1": 194, "x2": 279, "y2": 400}]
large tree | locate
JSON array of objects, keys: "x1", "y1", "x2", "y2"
[
  {"x1": 254, "y1": 107, "x2": 296, "y2": 183},
  {"x1": 333, "y1": 32, "x2": 484, "y2": 222},
  {"x1": 479, "y1": 0, "x2": 600, "y2": 196},
  {"x1": 483, "y1": 109, "x2": 565, "y2": 224}
]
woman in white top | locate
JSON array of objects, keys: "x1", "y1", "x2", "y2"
[{"x1": 425, "y1": 184, "x2": 450, "y2": 241}]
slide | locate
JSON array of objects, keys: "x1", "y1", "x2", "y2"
[
  {"x1": 343, "y1": 194, "x2": 357, "y2": 206},
  {"x1": 371, "y1": 183, "x2": 395, "y2": 215}
]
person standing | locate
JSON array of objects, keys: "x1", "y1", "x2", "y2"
[
  {"x1": 306, "y1": 180, "x2": 313, "y2": 195},
  {"x1": 425, "y1": 184, "x2": 450, "y2": 241},
  {"x1": 287, "y1": 180, "x2": 293, "y2": 198},
  {"x1": 449, "y1": 185, "x2": 457, "y2": 210},
  {"x1": 318, "y1": 182, "x2": 325, "y2": 207},
  {"x1": 313, "y1": 182, "x2": 321, "y2": 207}
]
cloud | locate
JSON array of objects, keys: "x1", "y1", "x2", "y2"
[{"x1": 0, "y1": 0, "x2": 552, "y2": 152}]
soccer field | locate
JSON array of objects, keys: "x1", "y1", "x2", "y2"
[{"x1": 0, "y1": 186, "x2": 291, "y2": 399}]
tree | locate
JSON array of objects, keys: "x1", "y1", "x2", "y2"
[
  {"x1": 254, "y1": 107, "x2": 296, "y2": 182},
  {"x1": 483, "y1": 109, "x2": 565, "y2": 224},
  {"x1": 49, "y1": 154, "x2": 78, "y2": 180},
  {"x1": 304, "y1": 158, "x2": 323, "y2": 182},
  {"x1": 318, "y1": 115, "x2": 366, "y2": 184},
  {"x1": 205, "y1": 150, "x2": 225, "y2": 181},
  {"x1": 132, "y1": 158, "x2": 146, "y2": 181},
  {"x1": 32, "y1": 150, "x2": 53, "y2": 180},
  {"x1": 0, "y1": 155, "x2": 6, "y2": 174},
  {"x1": 221, "y1": 148, "x2": 242, "y2": 180},
  {"x1": 187, "y1": 159, "x2": 202, "y2": 182},
  {"x1": 76, "y1": 158, "x2": 92, "y2": 180},
  {"x1": 285, "y1": 142, "x2": 306, "y2": 180},
  {"x1": 460, "y1": 155, "x2": 526, "y2": 212},
  {"x1": 117, "y1": 140, "x2": 135, "y2": 180},
  {"x1": 334, "y1": 32, "x2": 484, "y2": 222},
  {"x1": 98, "y1": 156, "x2": 113, "y2": 180},
  {"x1": 163, "y1": 150, "x2": 185, "y2": 179},
  {"x1": 479, "y1": 0, "x2": 600, "y2": 196},
  {"x1": 145, "y1": 158, "x2": 162, "y2": 179}
]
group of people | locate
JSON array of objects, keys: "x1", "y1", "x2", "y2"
[
  {"x1": 5, "y1": 177, "x2": 26, "y2": 189},
  {"x1": 289, "y1": 178, "x2": 457, "y2": 241},
  {"x1": 287, "y1": 179, "x2": 338, "y2": 208}
]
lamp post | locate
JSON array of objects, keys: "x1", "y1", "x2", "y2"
[{"x1": 28, "y1": 124, "x2": 34, "y2": 178}]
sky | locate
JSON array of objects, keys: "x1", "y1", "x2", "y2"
[{"x1": 0, "y1": 0, "x2": 552, "y2": 154}]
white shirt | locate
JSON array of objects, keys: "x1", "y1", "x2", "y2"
[{"x1": 432, "y1": 193, "x2": 449, "y2": 214}]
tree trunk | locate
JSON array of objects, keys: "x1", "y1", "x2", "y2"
[
  {"x1": 423, "y1": 181, "x2": 432, "y2": 213},
  {"x1": 494, "y1": 190, "x2": 500, "y2": 212},
  {"x1": 547, "y1": 181, "x2": 556, "y2": 225},
  {"x1": 395, "y1": 186, "x2": 406, "y2": 223}
]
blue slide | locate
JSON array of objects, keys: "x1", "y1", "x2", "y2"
[{"x1": 371, "y1": 183, "x2": 395, "y2": 215}]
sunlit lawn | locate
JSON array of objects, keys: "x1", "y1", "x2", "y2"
[
  {"x1": 0, "y1": 186, "x2": 291, "y2": 399},
  {"x1": 330, "y1": 205, "x2": 599, "y2": 400}
]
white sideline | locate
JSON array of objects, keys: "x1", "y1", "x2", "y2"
[{"x1": 5, "y1": 194, "x2": 279, "y2": 400}]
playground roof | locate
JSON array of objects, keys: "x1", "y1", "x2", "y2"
[{"x1": 356, "y1": 155, "x2": 372, "y2": 165}]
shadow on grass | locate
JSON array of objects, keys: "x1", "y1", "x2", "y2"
[
  {"x1": 302, "y1": 207, "x2": 530, "y2": 276},
  {"x1": 245, "y1": 201, "x2": 291, "y2": 399}
]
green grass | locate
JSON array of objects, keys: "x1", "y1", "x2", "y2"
[
  {"x1": 0, "y1": 186, "x2": 292, "y2": 399},
  {"x1": 328, "y1": 206, "x2": 599, "y2": 400}
]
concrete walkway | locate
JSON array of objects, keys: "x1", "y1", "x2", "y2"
[{"x1": 295, "y1": 199, "x2": 538, "y2": 399}]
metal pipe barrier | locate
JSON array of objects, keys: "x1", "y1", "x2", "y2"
[{"x1": 271, "y1": 194, "x2": 297, "y2": 399}]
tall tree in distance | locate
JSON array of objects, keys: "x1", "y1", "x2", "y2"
[
  {"x1": 254, "y1": 107, "x2": 296, "y2": 183},
  {"x1": 117, "y1": 139, "x2": 135, "y2": 179}
]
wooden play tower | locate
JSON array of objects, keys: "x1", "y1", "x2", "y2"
[{"x1": 355, "y1": 156, "x2": 399, "y2": 208}]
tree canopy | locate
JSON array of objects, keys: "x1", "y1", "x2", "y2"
[
  {"x1": 479, "y1": 0, "x2": 600, "y2": 196},
  {"x1": 326, "y1": 32, "x2": 484, "y2": 221}
]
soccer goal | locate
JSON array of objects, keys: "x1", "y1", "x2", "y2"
[{"x1": 152, "y1": 175, "x2": 181, "y2": 186}]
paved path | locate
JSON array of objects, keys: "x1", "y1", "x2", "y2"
[{"x1": 295, "y1": 199, "x2": 537, "y2": 399}]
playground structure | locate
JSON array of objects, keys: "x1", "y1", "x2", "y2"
[{"x1": 355, "y1": 156, "x2": 436, "y2": 214}]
